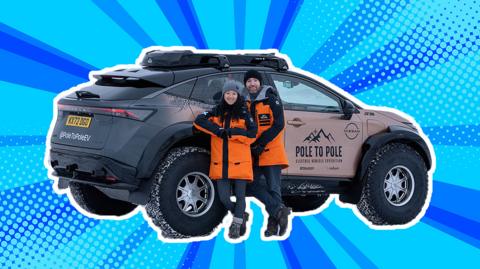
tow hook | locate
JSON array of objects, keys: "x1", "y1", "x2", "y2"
[{"x1": 66, "y1": 164, "x2": 78, "y2": 172}]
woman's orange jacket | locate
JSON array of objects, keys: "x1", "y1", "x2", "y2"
[{"x1": 193, "y1": 107, "x2": 257, "y2": 181}]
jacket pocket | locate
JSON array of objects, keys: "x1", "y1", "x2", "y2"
[
  {"x1": 209, "y1": 161, "x2": 222, "y2": 180},
  {"x1": 228, "y1": 161, "x2": 253, "y2": 180}
]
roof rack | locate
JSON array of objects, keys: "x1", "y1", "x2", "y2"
[
  {"x1": 225, "y1": 54, "x2": 288, "y2": 71},
  {"x1": 140, "y1": 50, "x2": 289, "y2": 71}
]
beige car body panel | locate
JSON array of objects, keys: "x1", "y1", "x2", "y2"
[{"x1": 284, "y1": 108, "x2": 401, "y2": 178}]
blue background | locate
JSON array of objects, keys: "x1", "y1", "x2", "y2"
[{"x1": 1, "y1": 0, "x2": 479, "y2": 268}]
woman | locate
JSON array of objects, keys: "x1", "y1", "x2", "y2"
[{"x1": 193, "y1": 80, "x2": 257, "y2": 239}]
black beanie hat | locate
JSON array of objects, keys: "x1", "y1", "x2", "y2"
[{"x1": 244, "y1": 70, "x2": 262, "y2": 85}]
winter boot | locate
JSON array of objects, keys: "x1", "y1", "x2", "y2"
[
  {"x1": 276, "y1": 206, "x2": 292, "y2": 236},
  {"x1": 264, "y1": 216, "x2": 278, "y2": 237},
  {"x1": 229, "y1": 215, "x2": 244, "y2": 239},
  {"x1": 240, "y1": 212, "x2": 250, "y2": 237}
]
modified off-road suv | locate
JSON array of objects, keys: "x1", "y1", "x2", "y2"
[{"x1": 46, "y1": 50, "x2": 433, "y2": 238}]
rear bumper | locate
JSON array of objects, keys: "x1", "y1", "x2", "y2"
[{"x1": 49, "y1": 148, "x2": 140, "y2": 190}]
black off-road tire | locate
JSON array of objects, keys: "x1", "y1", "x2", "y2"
[
  {"x1": 145, "y1": 147, "x2": 227, "y2": 239},
  {"x1": 283, "y1": 194, "x2": 330, "y2": 212},
  {"x1": 356, "y1": 143, "x2": 428, "y2": 225},
  {"x1": 69, "y1": 182, "x2": 137, "y2": 216}
]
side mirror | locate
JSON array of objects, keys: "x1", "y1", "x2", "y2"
[{"x1": 342, "y1": 100, "x2": 355, "y2": 120}]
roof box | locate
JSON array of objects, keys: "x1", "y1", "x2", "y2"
[
  {"x1": 141, "y1": 50, "x2": 230, "y2": 70},
  {"x1": 140, "y1": 50, "x2": 288, "y2": 71}
]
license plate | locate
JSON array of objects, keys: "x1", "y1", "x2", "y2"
[{"x1": 66, "y1": 115, "x2": 92, "y2": 128}]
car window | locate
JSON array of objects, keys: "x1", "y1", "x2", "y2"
[
  {"x1": 66, "y1": 84, "x2": 163, "y2": 101},
  {"x1": 191, "y1": 73, "x2": 246, "y2": 105},
  {"x1": 164, "y1": 80, "x2": 195, "y2": 98},
  {"x1": 270, "y1": 74, "x2": 341, "y2": 112}
]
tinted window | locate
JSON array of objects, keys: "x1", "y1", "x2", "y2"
[
  {"x1": 66, "y1": 84, "x2": 163, "y2": 101},
  {"x1": 95, "y1": 77, "x2": 158, "y2": 88},
  {"x1": 191, "y1": 73, "x2": 246, "y2": 105},
  {"x1": 164, "y1": 80, "x2": 195, "y2": 98},
  {"x1": 270, "y1": 74, "x2": 341, "y2": 112}
]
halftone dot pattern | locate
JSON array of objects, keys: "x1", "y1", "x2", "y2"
[
  {"x1": 0, "y1": 0, "x2": 480, "y2": 268},
  {"x1": 0, "y1": 145, "x2": 48, "y2": 191},
  {"x1": 100, "y1": 222, "x2": 153, "y2": 268},
  {"x1": 319, "y1": 0, "x2": 433, "y2": 79},
  {"x1": 423, "y1": 125, "x2": 480, "y2": 147},
  {"x1": 36, "y1": 215, "x2": 153, "y2": 269},
  {"x1": 0, "y1": 181, "x2": 99, "y2": 268},
  {"x1": 282, "y1": 0, "x2": 360, "y2": 66},
  {"x1": 356, "y1": 50, "x2": 480, "y2": 127},
  {"x1": 303, "y1": 0, "x2": 413, "y2": 74},
  {"x1": 0, "y1": 136, "x2": 45, "y2": 147},
  {"x1": 329, "y1": 0, "x2": 480, "y2": 93},
  {"x1": 120, "y1": 232, "x2": 186, "y2": 269}
]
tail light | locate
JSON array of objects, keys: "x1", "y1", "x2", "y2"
[{"x1": 58, "y1": 104, "x2": 155, "y2": 121}]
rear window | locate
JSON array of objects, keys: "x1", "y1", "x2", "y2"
[
  {"x1": 66, "y1": 76, "x2": 164, "y2": 101},
  {"x1": 95, "y1": 76, "x2": 159, "y2": 88},
  {"x1": 67, "y1": 84, "x2": 163, "y2": 101}
]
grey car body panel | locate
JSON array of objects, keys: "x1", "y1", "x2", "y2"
[
  {"x1": 135, "y1": 122, "x2": 196, "y2": 179},
  {"x1": 50, "y1": 148, "x2": 138, "y2": 185},
  {"x1": 51, "y1": 112, "x2": 113, "y2": 149}
]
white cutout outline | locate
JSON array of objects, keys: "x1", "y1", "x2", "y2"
[{"x1": 43, "y1": 46, "x2": 437, "y2": 243}]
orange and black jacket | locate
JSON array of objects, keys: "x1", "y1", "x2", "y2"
[
  {"x1": 193, "y1": 107, "x2": 257, "y2": 181},
  {"x1": 246, "y1": 85, "x2": 289, "y2": 169}
]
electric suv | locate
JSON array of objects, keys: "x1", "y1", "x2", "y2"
[{"x1": 46, "y1": 50, "x2": 434, "y2": 238}]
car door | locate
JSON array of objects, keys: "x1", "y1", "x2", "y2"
[{"x1": 269, "y1": 73, "x2": 364, "y2": 178}]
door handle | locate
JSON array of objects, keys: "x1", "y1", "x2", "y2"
[{"x1": 287, "y1": 118, "x2": 305, "y2": 127}]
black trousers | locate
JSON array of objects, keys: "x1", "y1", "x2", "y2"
[
  {"x1": 216, "y1": 179, "x2": 247, "y2": 220},
  {"x1": 246, "y1": 165, "x2": 283, "y2": 216}
]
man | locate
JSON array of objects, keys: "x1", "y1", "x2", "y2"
[{"x1": 243, "y1": 69, "x2": 291, "y2": 237}]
